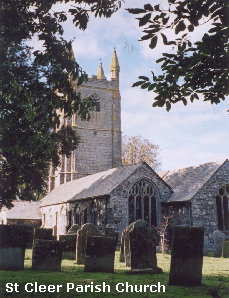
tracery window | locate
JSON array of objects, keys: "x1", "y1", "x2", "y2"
[
  {"x1": 89, "y1": 200, "x2": 98, "y2": 226},
  {"x1": 128, "y1": 179, "x2": 158, "y2": 227},
  {"x1": 216, "y1": 185, "x2": 229, "y2": 231},
  {"x1": 90, "y1": 94, "x2": 100, "y2": 112}
]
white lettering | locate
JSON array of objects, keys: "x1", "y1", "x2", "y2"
[
  {"x1": 56, "y1": 285, "x2": 62, "y2": 292},
  {"x1": 47, "y1": 285, "x2": 56, "y2": 292},
  {"x1": 116, "y1": 283, "x2": 124, "y2": 292},
  {"x1": 134, "y1": 285, "x2": 142, "y2": 292},
  {"x1": 66, "y1": 283, "x2": 74, "y2": 292},
  {"x1": 25, "y1": 283, "x2": 33, "y2": 292},
  {"x1": 75, "y1": 285, "x2": 83, "y2": 292},
  {"x1": 158, "y1": 282, "x2": 165, "y2": 292},
  {"x1": 126, "y1": 282, "x2": 133, "y2": 292},
  {"x1": 103, "y1": 282, "x2": 110, "y2": 292},
  {"x1": 95, "y1": 284, "x2": 101, "y2": 292},
  {"x1": 39, "y1": 285, "x2": 46, "y2": 292},
  {"x1": 6, "y1": 283, "x2": 13, "y2": 293},
  {"x1": 144, "y1": 285, "x2": 149, "y2": 292},
  {"x1": 150, "y1": 284, "x2": 157, "y2": 292}
]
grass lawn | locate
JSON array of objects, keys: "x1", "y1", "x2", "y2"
[{"x1": 0, "y1": 249, "x2": 228, "y2": 297}]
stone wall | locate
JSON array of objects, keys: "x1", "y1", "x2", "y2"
[
  {"x1": 106, "y1": 163, "x2": 172, "y2": 240},
  {"x1": 191, "y1": 161, "x2": 229, "y2": 250}
]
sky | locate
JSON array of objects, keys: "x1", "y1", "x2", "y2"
[{"x1": 33, "y1": 0, "x2": 229, "y2": 171}]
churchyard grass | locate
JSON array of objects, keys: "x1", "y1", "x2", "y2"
[{"x1": 0, "y1": 249, "x2": 228, "y2": 297}]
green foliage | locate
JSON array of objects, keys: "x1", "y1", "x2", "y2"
[
  {"x1": 0, "y1": 0, "x2": 122, "y2": 208},
  {"x1": 128, "y1": 0, "x2": 229, "y2": 110}
]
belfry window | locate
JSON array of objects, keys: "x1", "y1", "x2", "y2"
[
  {"x1": 128, "y1": 179, "x2": 158, "y2": 227},
  {"x1": 90, "y1": 94, "x2": 100, "y2": 112}
]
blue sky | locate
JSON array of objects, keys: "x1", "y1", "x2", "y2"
[{"x1": 32, "y1": 1, "x2": 229, "y2": 171}]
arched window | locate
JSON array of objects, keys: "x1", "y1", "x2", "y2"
[
  {"x1": 216, "y1": 185, "x2": 229, "y2": 231},
  {"x1": 128, "y1": 179, "x2": 158, "y2": 227},
  {"x1": 89, "y1": 200, "x2": 98, "y2": 226},
  {"x1": 74, "y1": 204, "x2": 81, "y2": 226},
  {"x1": 90, "y1": 93, "x2": 100, "y2": 112}
]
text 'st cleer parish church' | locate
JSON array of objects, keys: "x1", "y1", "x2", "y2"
[{"x1": 2, "y1": 50, "x2": 228, "y2": 251}]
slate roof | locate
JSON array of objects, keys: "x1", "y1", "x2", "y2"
[
  {"x1": 159, "y1": 159, "x2": 227, "y2": 203},
  {"x1": 41, "y1": 163, "x2": 142, "y2": 207},
  {"x1": 2, "y1": 200, "x2": 41, "y2": 219}
]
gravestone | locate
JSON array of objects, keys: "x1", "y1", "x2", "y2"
[
  {"x1": 105, "y1": 227, "x2": 118, "y2": 245},
  {"x1": 32, "y1": 240, "x2": 62, "y2": 271},
  {"x1": 34, "y1": 228, "x2": 53, "y2": 241},
  {"x1": 129, "y1": 219, "x2": 161, "y2": 273},
  {"x1": 124, "y1": 223, "x2": 134, "y2": 267},
  {"x1": 59, "y1": 234, "x2": 77, "y2": 260},
  {"x1": 84, "y1": 236, "x2": 116, "y2": 273},
  {"x1": 222, "y1": 241, "x2": 229, "y2": 258},
  {"x1": 203, "y1": 236, "x2": 208, "y2": 256},
  {"x1": 67, "y1": 224, "x2": 80, "y2": 234},
  {"x1": 76, "y1": 223, "x2": 100, "y2": 264},
  {"x1": 0, "y1": 225, "x2": 27, "y2": 270},
  {"x1": 119, "y1": 232, "x2": 125, "y2": 262},
  {"x1": 212, "y1": 230, "x2": 225, "y2": 257},
  {"x1": 169, "y1": 226, "x2": 204, "y2": 286}
]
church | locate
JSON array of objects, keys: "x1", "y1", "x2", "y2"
[
  {"x1": 39, "y1": 49, "x2": 229, "y2": 250},
  {"x1": 1, "y1": 50, "x2": 228, "y2": 251}
]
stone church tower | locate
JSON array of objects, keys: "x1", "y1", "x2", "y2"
[{"x1": 49, "y1": 49, "x2": 122, "y2": 192}]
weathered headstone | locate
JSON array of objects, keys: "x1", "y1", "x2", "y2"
[
  {"x1": 34, "y1": 228, "x2": 53, "y2": 241},
  {"x1": 119, "y1": 231, "x2": 125, "y2": 262},
  {"x1": 32, "y1": 240, "x2": 62, "y2": 271},
  {"x1": 0, "y1": 225, "x2": 27, "y2": 270},
  {"x1": 169, "y1": 226, "x2": 204, "y2": 286},
  {"x1": 129, "y1": 219, "x2": 161, "y2": 273},
  {"x1": 105, "y1": 227, "x2": 118, "y2": 245},
  {"x1": 59, "y1": 234, "x2": 77, "y2": 260},
  {"x1": 67, "y1": 224, "x2": 80, "y2": 234},
  {"x1": 124, "y1": 223, "x2": 134, "y2": 267},
  {"x1": 76, "y1": 223, "x2": 100, "y2": 264},
  {"x1": 203, "y1": 236, "x2": 208, "y2": 256},
  {"x1": 212, "y1": 230, "x2": 225, "y2": 258},
  {"x1": 84, "y1": 236, "x2": 116, "y2": 273},
  {"x1": 222, "y1": 241, "x2": 229, "y2": 258}
]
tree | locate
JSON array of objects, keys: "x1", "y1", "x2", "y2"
[
  {"x1": 0, "y1": 0, "x2": 122, "y2": 208},
  {"x1": 127, "y1": 0, "x2": 229, "y2": 111},
  {"x1": 122, "y1": 135, "x2": 161, "y2": 171}
]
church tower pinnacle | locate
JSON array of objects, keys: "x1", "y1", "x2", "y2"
[
  {"x1": 110, "y1": 48, "x2": 120, "y2": 85},
  {"x1": 97, "y1": 59, "x2": 105, "y2": 79}
]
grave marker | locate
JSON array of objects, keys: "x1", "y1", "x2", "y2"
[
  {"x1": 169, "y1": 226, "x2": 204, "y2": 286},
  {"x1": 212, "y1": 230, "x2": 225, "y2": 258},
  {"x1": 76, "y1": 223, "x2": 100, "y2": 264},
  {"x1": 32, "y1": 240, "x2": 62, "y2": 271},
  {"x1": 84, "y1": 236, "x2": 116, "y2": 273}
]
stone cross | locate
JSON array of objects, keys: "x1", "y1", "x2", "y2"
[
  {"x1": 212, "y1": 230, "x2": 226, "y2": 258},
  {"x1": 169, "y1": 226, "x2": 204, "y2": 286},
  {"x1": 76, "y1": 223, "x2": 100, "y2": 264}
]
